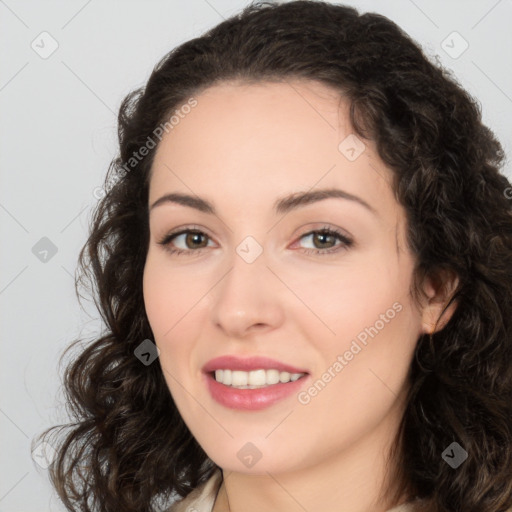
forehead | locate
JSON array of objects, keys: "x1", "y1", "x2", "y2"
[{"x1": 148, "y1": 80, "x2": 395, "y2": 216}]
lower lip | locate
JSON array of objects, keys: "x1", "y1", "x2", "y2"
[{"x1": 204, "y1": 372, "x2": 310, "y2": 411}]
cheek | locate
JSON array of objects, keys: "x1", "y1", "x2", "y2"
[
  {"x1": 313, "y1": 257, "x2": 420, "y2": 403},
  {"x1": 142, "y1": 260, "x2": 188, "y2": 406},
  {"x1": 142, "y1": 256, "x2": 188, "y2": 382},
  {"x1": 142, "y1": 254, "x2": 211, "y2": 384},
  {"x1": 276, "y1": 248, "x2": 415, "y2": 351},
  {"x1": 142, "y1": 252, "x2": 206, "y2": 339}
]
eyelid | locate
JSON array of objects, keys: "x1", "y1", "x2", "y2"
[
  {"x1": 290, "y1": 225, "x2": 353, "y2": 254},
  {"x1": 157, "y1": 224, "x2": 217, "y2": 248},
  {"x1": 161, "y1": 224, "x2": 215, "y2": 241}
]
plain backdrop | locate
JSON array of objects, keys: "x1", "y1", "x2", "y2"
[{"x1": 1, "y1": 0, "x2": 511, "y2": 510}]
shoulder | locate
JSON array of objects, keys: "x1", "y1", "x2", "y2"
[{"x1": 163, "y1": 468, "x2": 223, "y2": 512}]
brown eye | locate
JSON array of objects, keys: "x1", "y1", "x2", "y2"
[
  {"x1": 296, "y1": 228, "x2": 353, "y2": 255},
  {"x1": 182, "y1": 231, "x2": 209, "y2": 249},
  {"x1": 311, "y1": 232, "x2": 337, "y2": 249},
  {"x1": 158, "y1": 229, "x2": 213, "y2": 255}
]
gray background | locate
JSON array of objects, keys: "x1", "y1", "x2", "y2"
[{"x1": 1, "y1": 0, "x2": 511, "y2": 510}]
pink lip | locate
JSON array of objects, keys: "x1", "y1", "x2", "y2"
[
  {"x1": 203, "y1": 372, "x2": 310, "y2": 410},
  {"x1": 202, "y1": 356, "x2": 310, "y2": 411},
  {"x1": 202, "y1": 355, "x2": 309, "y2": 374}
]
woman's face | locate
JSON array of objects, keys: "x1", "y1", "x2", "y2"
[{"x1": 143, "y1": 80, "x2": 434, "y2": 474}]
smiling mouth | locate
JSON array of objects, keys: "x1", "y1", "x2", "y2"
[{"x1": 208, "y1": 369, "x2": 308, "y2": 389}]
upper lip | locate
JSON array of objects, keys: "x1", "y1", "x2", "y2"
[{"x1": 202, "y1": 355, "x2": 309, "y2": 374}]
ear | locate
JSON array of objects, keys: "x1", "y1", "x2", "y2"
[{"x1": 420, "y1": 268, "x2": 459, "y2": 335}]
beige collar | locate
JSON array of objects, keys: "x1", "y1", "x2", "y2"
[{"x1": 166, "y1": 468, "x2": 422, "y2": 512}]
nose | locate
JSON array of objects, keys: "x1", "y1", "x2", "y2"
[{"x1": 209, "y1": 247, "x2": 285, "y2": 338}]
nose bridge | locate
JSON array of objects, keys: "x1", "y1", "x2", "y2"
[
  {"x1": 210, "y1": 236, "x2": 283, "y2": 335},
  {"x1": 217, "y1": 237, "x2": 269, "y2": 309}
]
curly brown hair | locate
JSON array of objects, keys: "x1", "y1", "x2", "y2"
[{"x1": 34, "y1": 1, "x2": 512, "y2": 511}]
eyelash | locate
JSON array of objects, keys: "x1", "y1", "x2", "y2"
[{"x1": 157, "y1": 225, "x2": 353, "y2": 257}]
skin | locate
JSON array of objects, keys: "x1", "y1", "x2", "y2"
[{"x1": 142, "y1": 80, "x2": 457, "y2": 512}]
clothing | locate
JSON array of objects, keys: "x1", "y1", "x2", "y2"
[{"x1": 164, "y1": 468, "x2": 419, "y2": 512}]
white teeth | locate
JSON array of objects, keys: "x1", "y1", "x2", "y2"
[
  {"x1": 266, "y1": 369, "x2": 280, "y2": 385},
  {"x1": 231, "y1": 370, "x2": 248, "y2": 386},
  {"x1": 248, "y1": 369, "x2": 266, "y2": 386},
  {"x1": 213, "y1": 369, "x2": 306, "y2": 388},
  {"x1": 279, "y1": 371, "x2": 290, "y2": 383}
]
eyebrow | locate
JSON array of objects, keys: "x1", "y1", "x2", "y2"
[{"x1": 149, "y1": 188, "x2": 378, "y2": 216}]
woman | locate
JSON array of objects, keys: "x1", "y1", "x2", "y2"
[{"x1": 35, "y1": 1, "x2": 512, "y2": 511}]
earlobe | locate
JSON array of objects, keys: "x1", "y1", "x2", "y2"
[
  {"x1": 420, "y1": 269, "x2": 460, "y2": 334},
  {"x1": 421, "y1": 297, "x2": 458, "y2": 334}
]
